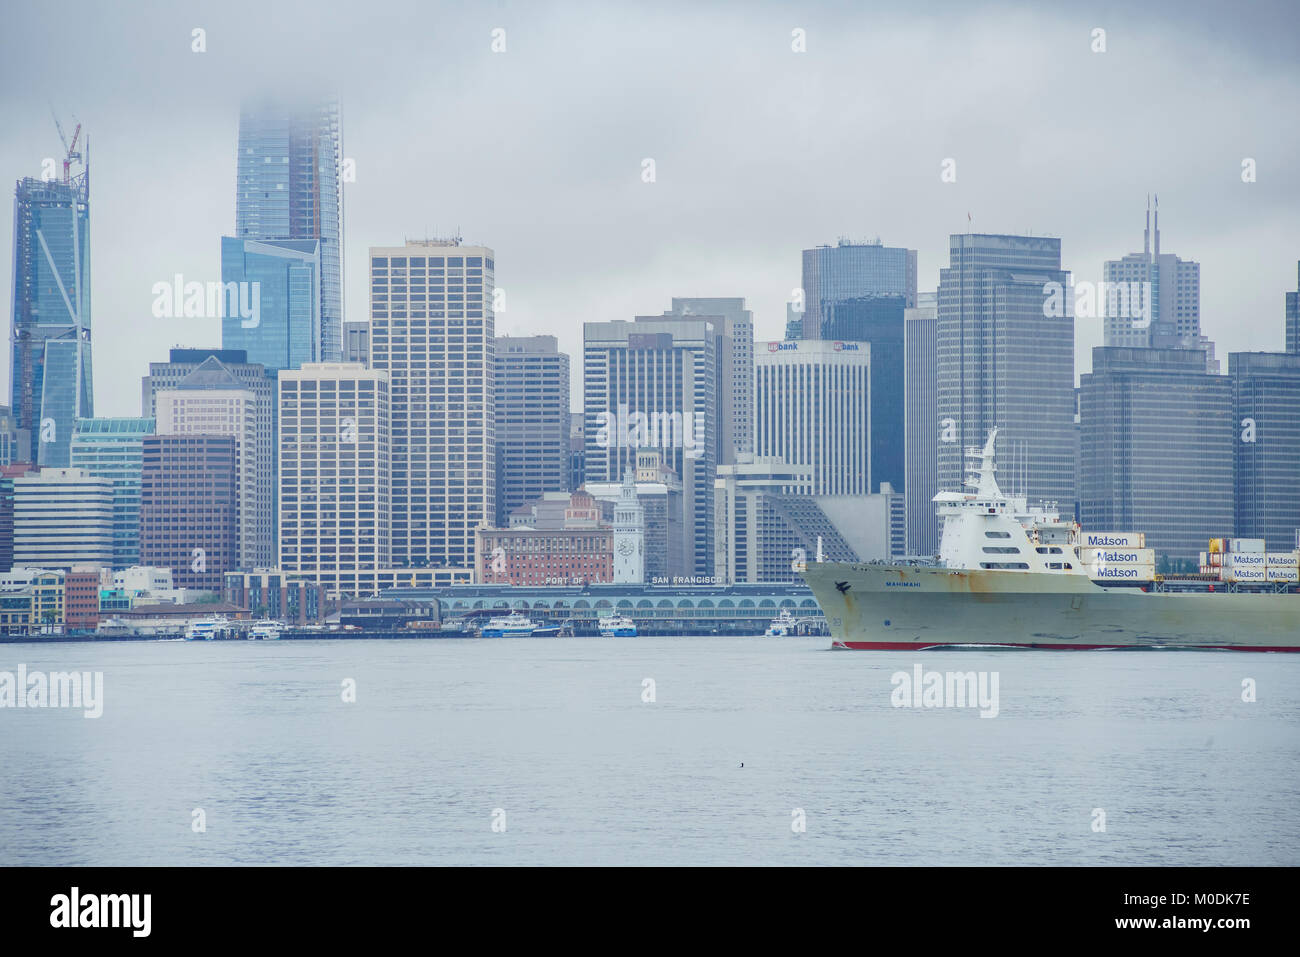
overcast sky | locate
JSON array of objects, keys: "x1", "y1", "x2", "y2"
[{"x1": 2, "y1": 0, "x2": 1297, "y2": 416}]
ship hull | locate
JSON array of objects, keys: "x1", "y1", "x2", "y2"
[{"x1": 803, "y1": 562, "x2": 1300, "y2": 652}]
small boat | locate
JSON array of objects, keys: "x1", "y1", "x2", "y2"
[
  {"x1": 599, "y1": 615, "x2": 637, "y2": 638},
  {"x1": 530, "y1": 623, "x2": 561, "y2": 638},
  {"x1": 184, "y1": 618, "x2": 226, "y2": 641},
  {"x1": 480, "y1": 613, "x2": 539, "y2": 638},
  {"x1": 248, "y1": 622, "x2": 282, "y2": 640},
  {"x1": 764, "y1": 609, "x2": 797, "y2": 637}
]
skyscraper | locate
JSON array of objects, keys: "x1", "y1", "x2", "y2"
[
  {"x1": 140, "y1": 435, "x2": 238, "y2": 591},
  {"x1": 1286, "y1": 261, "x2": 1299, "y2": 355},
  {"x1": 278, "y1": 362, "x2": 391, "y2": 596},
  {"x1": 10, "y1": 162, "x2": 93, "y2": 468},
  {"x1": 1231, "y1": 351, "x2": 1300, "y2": 551},
  {"x1": 1080, "y1": 347, "x2": 1234, "y2": 563},
  {"x1": 234, "y1": 98, "x2": 342, "y2": 360},
  {"x1": 584, "y1": 316, "x2": 718, "y2": 577},
  {"x1": 494, "y1": 336, "x2": 570, "y2": 525},
  {"x1": 1103, "y1": 198, "x2": 1211, "y2": 368},
  {"x1": 141, "y1": 350, "x2": 276, "y2": 566},
  {"x1": 369, "y1": 240, "x2": 495, "y2": 571},
  {"x1": 70, "y1": 417, "x2": 155, "y2": 569},
  {"x1": 904, "y1": 295, "x2": 939, "y2": 556},
  {"x1": 156, "y1": 382, "x2": 260, "y2": 572},
  {"x1": 800, "y1": 239, "x2": 917, "y2": 339},
  {"x1": 823, "y1": 293, "x2": 906, "y2": 492},
  {"x1": 666, "y1": 297, "x2": 755, "y2": 462},
  {"x1": 755, "y1": 339, "x2": 871, "y2": 495},
  {"x1": 220, "y1": 237, "x2": 321, "y2": 373},
  {"x1": 936, "y1": 234, "x2": 1076, "y2": 511}
]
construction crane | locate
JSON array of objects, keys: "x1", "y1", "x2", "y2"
[{"x1": 51, "y1": 109, "x2": 82, "y2": 184}]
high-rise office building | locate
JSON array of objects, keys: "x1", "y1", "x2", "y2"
[
  {"x1": 1286, "y1": 261, "x2": 1299, "y2": 355},
  {"x1": 800, "y1": 239, "x2": 917, "y2": 340},
  {"x1": 936, "y1": 234, "x2": 1076, "y2": 511},
  {"x1": 70, "y1": 417, "x2": 155, "y2": 569},
  {"x1": 12, "y1": 468, "x2": 113, "y2": 569},
  {"x1": 823, "y1": 294, "x2": 906, "y2": 492},
  {"x1": 494, "y1": 335, "x2": 570, "y2": 525},
  {"x1": 904, "y1": 295, "x2": 939, "y2": 556},
  {"x1": 1080, "y1": 347, "x2": 1234, "y2": 563},
  {"x1": 220, "y1": 237, "x2": 321, "y2": 373},
  {"x1": 584, "y1": 316, "x2": 719, "y2": 577},
  {"x1": 10, "y1": 165, "x2": 93, "y2": 468},
  {"x1": 369, "y1": 240, "x2": 495, "y2": 571},
  {"x1": 279, "y1": 363, "x2": 391, "y2": 594},
  {"x1": 142, "y1": 350, "x2": 276, "y2": 566},
  {"x1": 235, "y1": 98, "x2": 342, "y2": 360},
  {"x1": 666, "y1": 297, "x2": 755, "y2": 461},
  {"x1": 140, "y1": 435, "x2": 239, "y2": 591},
  {"x1": 1230, "y1": 351, "x2": 1300, "y2": 550},
  {"x1": 156, "y1": 383, "x2": 260, "y2": 572},
  {"x1": 1103, "y1": 198, "x2": 1210, "y2": 367},
  {"x1": 755, "y1": 339, "x2": 871, "y2": 496}
]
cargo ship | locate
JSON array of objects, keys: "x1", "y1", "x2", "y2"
[{"x1": 802, "y1": 430, "x2": 1300, "y2": 652}]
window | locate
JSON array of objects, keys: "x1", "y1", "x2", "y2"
[{"x1": 984, "y1": 531, "x2": 1012, "y2": 539}]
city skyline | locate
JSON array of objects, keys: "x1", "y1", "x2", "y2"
[{"x1": 2, "y1": 1, "x2": 1297, "y2": 416}]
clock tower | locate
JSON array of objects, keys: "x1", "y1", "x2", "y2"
[{"x1": 612, "y1": 467, "x2": 645, "y2": 583}]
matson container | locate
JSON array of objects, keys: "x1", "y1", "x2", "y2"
[
  {"x1": 1229, "y1": 538, "x2": 1266, "y2": 554},
  {"x1": 1265, "y1": 552, "x2": 1299, "y2": 567},
  {"x1": 1266, "y1": 566, "x2": 1300, "y2": 583},
  {"x1": 1222, "y1": 564, "x2": 1268, "y2": 583},
  {"x1": 1224, "y1": 552, "x2": 1267, "y2": 568},
  {"x1": 1087, "y1": 564, "x2": 1155, "y2": 582},
  {"x1": 1081, "y1": 531, "x2": 1145, "y2": 548},
  {"x1": 1079, "y1": 547, "x2": 1156, "y2": 566}
]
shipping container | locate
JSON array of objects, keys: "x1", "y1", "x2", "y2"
[
  {"x1": 1266, "y1": 566, "x2": 1300, "y2": 583},
  {"x1": 1208, "y1": 538, "x2": 1228, "y2": 554},
  {"x1": 1087, "y1": 564, "x2": 1155, "y2": 581},
  {"x1": 1224, "y1": 552, "x2": 1267, "y2": 568},
  {"x1": 1228, "y1": 538, "x2": 1266, "y2": 554},
  {"x1": 1265, "y1": 552, "x2": 1299, "y2": 568},
  {"x1": 1078, "y1": 547, "x2": 1156, "y2": 566},
  {"x1": 1081, "y1": 531, "x2": 1145, "y2": 548},
  {"x1": 1222, "y1": 566, "x2": 1268, "y2": 583}
]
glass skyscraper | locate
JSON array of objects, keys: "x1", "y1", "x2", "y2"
[
  {"x1": 1286, "y1": 261, "x2": 1299, "y2": 355},
  {"x1": 825, "y1": 293, "x2": 907, "y2": 493},
  {"x1": 1231, "y1": 351, "x2": 1300, "y2": 551},
  {"x1": 800, "y1": 239, "x2": 917, "y2": 340},
  {"x1": 70, "y1": 417, "x2": 155, "y2": 569},
  {"x1": 9, "y1": 170, "x2": 93, "y2": 467},
  {"x1": 234, "y1": 98, "x2": 342, "y2": 361},
  {"x1": 936, "y1": 234, "x2": 1076, "y2": 512},
  {"x1": 220, "y1": 236, "x2": 320, "y2": 374},
  {"x1": 1080, "y1": 347, "x2": 1234, "y2": 563}
]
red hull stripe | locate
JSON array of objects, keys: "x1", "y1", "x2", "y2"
[{"x1": 832, "y1": 641, "x2": 1300, "y2": 652}]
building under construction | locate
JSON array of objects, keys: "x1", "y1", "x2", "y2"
[{"x1": 9, "y1": 121, "x2": 93, "y2": 467}]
